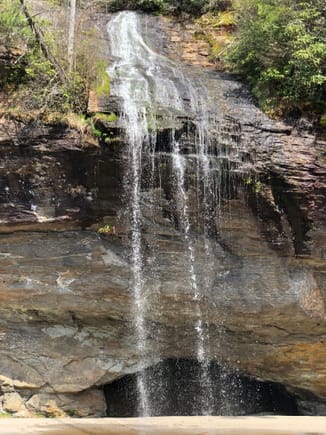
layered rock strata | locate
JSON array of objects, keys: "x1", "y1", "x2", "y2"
[{"x1": 0, "y1": 11, "x2": 325, "y2": 417}]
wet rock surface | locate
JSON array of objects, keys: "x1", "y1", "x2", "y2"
[
  {"x1": 0, "y1": 12, "x2": 325, "y2": 417},
  {"x1": 0, "y1": 130, "x2": 325, "y2": 415},
  {"x1": 105, "y1": 359, "x2": 300, "y2": 417}
]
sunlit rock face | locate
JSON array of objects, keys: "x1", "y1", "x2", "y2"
[{"x1": 0, "y1": 11, "x2": 325, "y2": 417}]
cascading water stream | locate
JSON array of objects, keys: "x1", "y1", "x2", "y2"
[
  {"x1": 107, "y1": 10, "x2": 217, "y2": 415},
  {"x1": 107, "y1": 12, "x2": 154, "y2": 416},
  {"x1": 171, "y1": 136, "x2": 214, "y2": 415}
]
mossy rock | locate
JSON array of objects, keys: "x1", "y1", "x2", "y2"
[{"x1": 320, "y1": 113, "x2": 326, "y2": 127}]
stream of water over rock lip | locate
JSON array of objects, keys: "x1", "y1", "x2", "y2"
[{"x1": 107, "y1": 11, "x2": 234, "y2": 416}]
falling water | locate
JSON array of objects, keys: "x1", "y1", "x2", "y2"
[
  {"x1": 107, "y1": 12, "x2": 152, "y2": 416},
  {"x1": 107, "y1": 11, "x2": 216, "y2": 415},
  {"x1": 171, "y1": 136, "x2": 214, "y2": 415}
]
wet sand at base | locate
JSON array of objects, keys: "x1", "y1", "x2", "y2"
[{"x1": 0, "y1": 417, "x2": 325, "y2": 435}]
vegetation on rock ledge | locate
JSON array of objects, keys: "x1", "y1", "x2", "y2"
[
  {"x1": 0, "y1": 0, "x2": 108, "y2": 119},
  {"x1": 227, "y1": 0, "x2": 326, "y2": 117},
  {"x1": 95, "y1": 0, "x2": 231, "y2": 15},
  {"x1": 1, "y1": 0, "x2": 325, "y2": 122}
]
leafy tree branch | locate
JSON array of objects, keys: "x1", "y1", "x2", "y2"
[{"x1": 19, "y1": 0, "x2": 67, "y2": 85}]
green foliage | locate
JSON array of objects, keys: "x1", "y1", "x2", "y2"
[
  {"x1": 61, "y1": 72, "x2": 88, "y2": 112},
  {"x1": 104, "y1": 0, "x2": 219, "y2": 15},
  {"x1": 94, "y1": 112, "x2": 118, "y2": 122},
  {"x1": 227, "y1": 0, "x2": 326, "y2": 115},
  {"x1": 0, "y1": 0, "x2": 31, "y2": 48},
  {"x1": 69, "y1": 27, "x2": 111, "y2": 112},
  {"x1": 204, "y1": 0, "x2": 231, "y2": 11},
  {"x1": 0, "y1": 0, "x2": 110, "y2": 115},
  {"x1": 320, "y1": 113, "x2": 326, "y2": 127},
  {"x1": 194, "y1": 10, "x2": 234, "y2": 62},
  {"x1": 95, "y1": 62, "x2": 110, "y2": 97},
  {"x1": 214, "y1": 10, "x2": 234, "y2": 26},
  {"x1": 25, "y1": 57, "x2": 55, "y2": 80},
  {"x1": 0, "y1": 0, "x2": 60, "y2": 103},
  {"x1": 86, "y1": 112, "x2": 118, "y2": 144},
  {"x1": 102, "y1": 0, "x2": 167, "y2": 13},
  {"x1": 0, "y1": 0, "x2": 32, "y2": 87},
  {"x1": 98, "y1": 224, "x2": 113, "y2": 234}
]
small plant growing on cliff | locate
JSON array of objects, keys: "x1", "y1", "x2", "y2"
[
  {"x1": 320, "y1": 113, "x2": 326, "y2": 127},
  {"x1": 98, "y1": 224, "x2": 117, "y2": 235},
  {"x1": 95, "y1": 62, "x2": 111, "y2": 97},
  {"x1": 93, "y1": 112, "x2": 118, "y2": 123},
  {"x1": 86, "y1": 113, "x2": 119, "y2": 144}
]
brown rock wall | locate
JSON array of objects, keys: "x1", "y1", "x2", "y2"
[{"x1": 0, "y1": 8, "x2": 325, "y2": 417}]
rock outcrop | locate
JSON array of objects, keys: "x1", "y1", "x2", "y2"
[{"x1": 0, "y1": 11, "x2": 325, "y2": 417}]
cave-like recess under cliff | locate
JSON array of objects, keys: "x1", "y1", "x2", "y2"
[{"x1": 0, "y1": 9, "x2": 325, "y2": 418}]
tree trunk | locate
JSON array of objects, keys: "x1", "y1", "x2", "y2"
[
  {"x1": 19, "y1": 0, "x2": 67, "y2": 85},
  {"x1": 68, "y1": 0, "x2": 76, "y2": 73}
]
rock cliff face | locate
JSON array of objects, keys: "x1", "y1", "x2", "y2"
[{"x1": 0, "y1": 12, "x2": 325, "y2": 417}]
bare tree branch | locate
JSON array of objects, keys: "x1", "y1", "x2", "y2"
[{"x1": 68, "y1": 0, "x2": 76, "y2": 73}]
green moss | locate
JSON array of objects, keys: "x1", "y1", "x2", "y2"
[
  {"x1": 92, "y1": 127, "x2": 102, "y2": 138},
  {"x1": 94, "y1": 112, "x2": 117, "y2": 122},
  {"x1": 85, "y1": 112, "x2": 119, "y2": 144},
  {"x1": 320, "y1": 113, "x2": 326, "y2": 127},
  {"x1": 244, "y1": 176, "x2": 253, "y2": 185},
  {"x1": 98, "y1": 222, "x2": 119, "y2": 235},
  {"x1": 95, "y1": 62, "x2": 110, "y2": 97},
  {"x1": 195, "y1": 11, "x2": 234, "y2": 62},
  {"x1": 213, "y1": 10, "x2": 235, "y2": 27}
]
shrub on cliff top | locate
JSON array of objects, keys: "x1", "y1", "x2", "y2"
[
  {"x1": 227, "y1": 0, "x2": 326, "y2": 116},
  {"x1": 0, "y1": 0, "x2": 109, "y2": 115},
  {"x1": 102, "y1": 0, "x2": 230, "y2": 15}
]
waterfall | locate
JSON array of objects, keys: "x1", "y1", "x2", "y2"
[
  {"x1": 107, "y1": 11, "x2": 154, "y2": 416},
  {"x1": 107, "y1": 11, "x2": 217, "y2": 416},
  {"x1": 171, "y1": 136, "x2": 214, "y2": 415}
]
